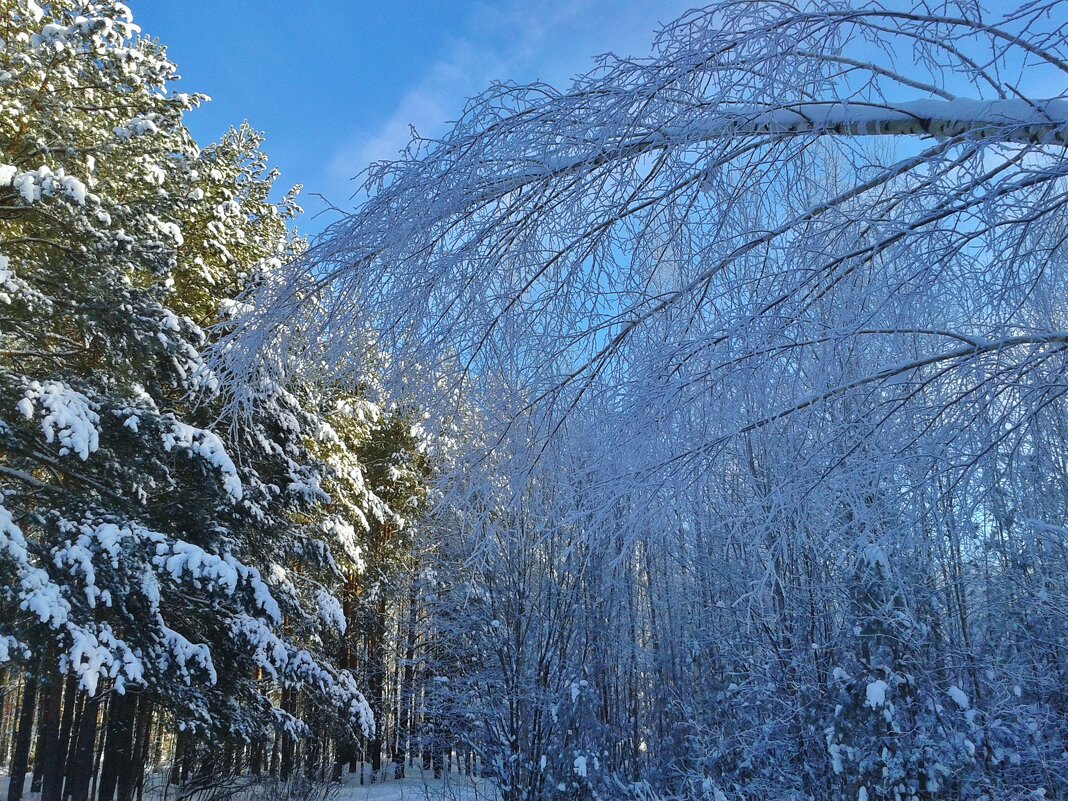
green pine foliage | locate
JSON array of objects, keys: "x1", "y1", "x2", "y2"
[{"x1": 0, "y1": 0, "x2": 427, "y2": 786}]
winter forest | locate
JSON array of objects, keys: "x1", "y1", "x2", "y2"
[{"x1": 1, "y1": 1, "x2": 1067, "y2": 800}]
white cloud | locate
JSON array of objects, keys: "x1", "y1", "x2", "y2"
[{"x1": 322, "y1": 0, "x2": 691, "y2": 205}]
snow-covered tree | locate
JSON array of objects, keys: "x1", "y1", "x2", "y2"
[
  {"x1": 0, "y1": 2, "x2": 430, "y2": 796},
  {"x1": 230, "y1": 1, "x2": 1068, "y2": 799}
]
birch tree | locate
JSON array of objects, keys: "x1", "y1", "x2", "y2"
[
  {"x1": 233, "y1": 1, "x2": 1068, "y2": 453},
  {"x1": 226, "y1": 1, "x2": 1068, "y2": 798}
]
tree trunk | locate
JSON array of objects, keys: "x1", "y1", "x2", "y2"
[
  {"x1": 280, "y1": 687, "x2": 295, "y2": 781},
  {"x1": 249, "y1": 739, "x2": 263, "y2": 776},
  {"x1": 66, "y1": 691, "x2": 100, "y2": 801},
  {"x1": 7, "y1": 670, "x2": 38, "y2": 801},
  {"x1": 168, "y1": 730, "x2": 184, "y2": 786},
  {"x1": 43, "y1": 674, "x2": 78, "y2": 801},
  {"x1": 269, "y1": 732, "x2": 280, "y2": 778},
  {"x1": 37, "y1": 673, "x2": 65, "y2": 801},
  {"x1": 367, "y1": 593, "x2": 387, "y2": 780},
  {"x1": 397, "y1": 578, "x2": 418, "y2": 779},
  {"x1": 30, "y1": 671, "x2": 49, "y2": 795},
  {"x1": 97, "y1": 692, "x2": 136, "y2": 801},
  {"x1": 62, "y1": 689, "x2": 86, "y2": 801},
  {"x1": 118, "y1": 699, "x2": 151, "y2": 801},
  {"x1": 0, "y1": 668, "x2": 15, "y2": 769},
  {"x1": 331, "y1": 748, "x2": 344, "y2": 782}
]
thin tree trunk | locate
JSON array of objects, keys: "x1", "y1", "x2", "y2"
[
  {"x1": 38, "y1": 673, "x2": 65, "y2": 801},
  {"x1": 6, "y1": 670, "x2": 38, "y2": 801},
  {"x1": 168, "y1": 730, "x2": 184, "y2": 785},
  {"x1": 280, "y1": 687, "x2": 295, "y2": 781},
  {"x1": 88, "y1": 696, "x2": 108, "y2": 801},
  {"x1": 66, "y1": 691, "x2": 100, "y2": 801},
  {"x1": 43, "y1": 674, "x2": 78, "y2": 801},
  {"x1": 304, "y1": 728, "x2": 320, "y2": 781},
  {"x1": 97, "y1": 692, "x2": 136, "y2": 801},
  {"x1": 30, "y1": 671, "x2": 49, "y2": 795},
  {"x1": 269, "y1": 731, "x2": 280, "y2": 778},
  {"x1": 0, "y1": 668, "x2": 14, "y2": 769},
  {"x1": 121, "y1": 699, "x2": 151, "y2": 801},
  {"x1": 249, "y1": 739, "x2": 263, "y2": 776},
  {"x1": 179, "y1": 730, "x2": 193, "y2": 784},
  {"x1": 62, "y1": 689, "x2": 86, "y2": 801},
  {"x1": 397, "y1": 578, "x2": 418, "y2": 779},
  {"x1": 367, "y1": 593, "x2": 387, "y2": 780}
]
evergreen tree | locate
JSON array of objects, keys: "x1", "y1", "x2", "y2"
[{"x1": 0, "y1": 2, "x2": 428, "y2": 795}]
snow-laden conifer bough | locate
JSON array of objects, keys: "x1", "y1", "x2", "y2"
[{"x1": 0, "y1": 0, "x2": 414, "y2": 792}]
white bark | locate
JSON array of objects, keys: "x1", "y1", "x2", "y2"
[{"x1": 654, "y1": 98, "x2": 1068, "y2": 144}]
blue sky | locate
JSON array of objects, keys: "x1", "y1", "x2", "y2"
[{"x1": 133, "y1": 1, "x2": 693, "y2": 236}]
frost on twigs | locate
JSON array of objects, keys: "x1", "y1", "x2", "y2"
[
  {"x1": 234, "y1": 0, "x2": 1068, "y2": 488},
  {"x1": 223, "y1": 3, "x2": 1068, "y2": 796}
]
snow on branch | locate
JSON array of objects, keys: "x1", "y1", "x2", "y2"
[
  {"x1": 221, "y1": 1, "x2": 1068, "y2": 505},
  {"x1": 653, "y1": 99, "x2": 1068, "y2": 146}
]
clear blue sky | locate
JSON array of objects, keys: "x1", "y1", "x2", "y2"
[{"x1": 132, "y1": 1, "x2": 693, "y2": 236}]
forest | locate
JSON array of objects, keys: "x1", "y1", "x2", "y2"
[{"x1": 0, "y1": 1, "x2": 1067, "y2": 800}]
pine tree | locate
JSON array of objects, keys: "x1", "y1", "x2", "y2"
[{"x1": 0, "y1": 1, "x2": 426, "y2": 794}]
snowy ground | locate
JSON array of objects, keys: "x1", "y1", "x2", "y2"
[
  {"x1": 1, "y1": 765, "x2": 496, "y2": 801},
  {"x1": 331, "y1": 765, "x2": 495, "y2": 801}
]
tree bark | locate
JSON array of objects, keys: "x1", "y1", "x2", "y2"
[
  {"x1": 97, "y1": 692, "x2": 135, "y2": 801},
  {"x1": 397, "y1": 577, "x2": 418, "y2": 779},
  {"x1": 118, "y1": 699, "x2": 150, "y2": 801},
  {"x1": 37, "y1": 673, "x2": 65, "y2": 801},
  {"x1": 65, "y1": 691, "x2": 100, "y2": 801},
  {"x1": 62, "y1": 688, "x2": 86, "y2": 801},
  {"x1": 0, "y1": 668, "x2": 14, "y2": 769},
  {"x1": 367, "y1": 592, "x2": 387, "y2": 780},
  {"x1": 6, "y1": 670, "x2": 38, "y2": 801},
  {"x1": 279, "y1": 687, "x2": 295, "y2": 781}
]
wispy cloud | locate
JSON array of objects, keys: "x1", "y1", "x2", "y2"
[{"x1": 321, "y1": 0, "x2": 691, "y2": 207}]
